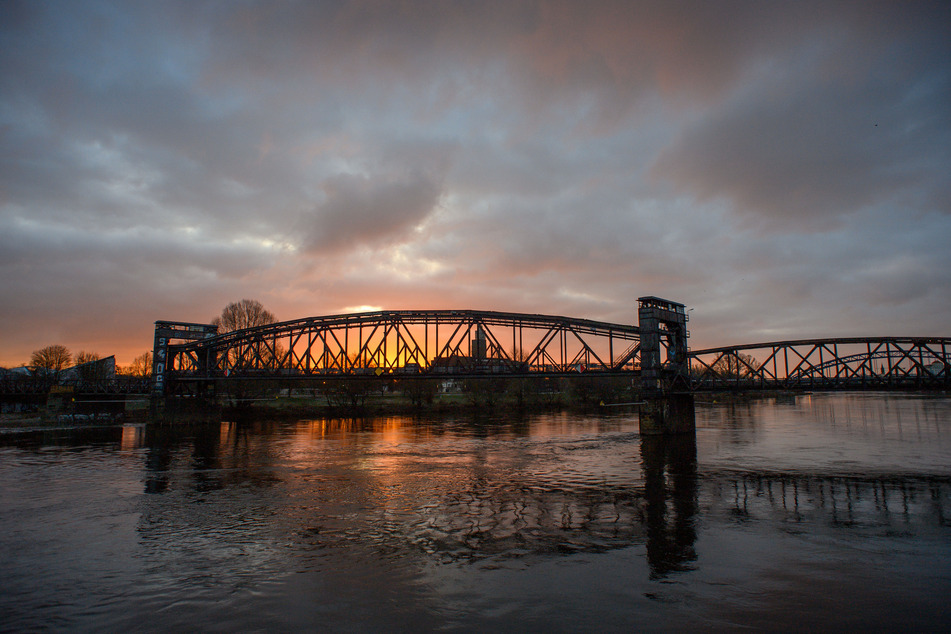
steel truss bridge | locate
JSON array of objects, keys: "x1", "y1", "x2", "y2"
[
  {"x1": 688, "y1": 337, "x2": 950, "y2": 391},
  {"x1": 160, "y1": 310, "x2": 642, "y2": 395},
  {"x1": 156, "y1": 307, "x2": 950, "y2": 395}
]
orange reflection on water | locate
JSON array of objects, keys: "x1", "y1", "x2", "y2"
[{"x1": 120, "y1": 424, "x2": 144, "y2": 450}]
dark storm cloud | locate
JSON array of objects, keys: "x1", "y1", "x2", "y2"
[
  {"x1": 0, "y1": 216, "x2": 279, "y2": 362},
  {"x1": 302, "y1": 170, "x2": 443, "y2": 253},
  {"x1": 1, "y1": 0, "x2": 950, "y2": 365},
  {"x1": 653, "y1": 2, "x2": 951, "y2": 224}
]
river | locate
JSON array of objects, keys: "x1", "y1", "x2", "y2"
[{"x1": 1, "y1": 393, "x2": 949, "y2": 631}]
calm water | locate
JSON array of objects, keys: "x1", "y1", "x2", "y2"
[{"x1": 1, "y1": 393, "x2": 949, "y2": 632}]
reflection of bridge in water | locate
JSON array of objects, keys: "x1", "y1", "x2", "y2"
[
  {"x1": 154, "y1": 299, "x2": 950, "y2": 396},
  {"x1": 124, "y1": 422, "x2": 950, "y2": 580},
  {"x1": 134, "y1": 426, "x2": 701, "y2": 578},
  {"x1": 708, "y1": 469, "x2": 949, "y2": 526},
  {"x1": 7, "y1": 419, "x2": 937, "y2": 582}
]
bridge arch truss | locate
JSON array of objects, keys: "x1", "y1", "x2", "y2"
[
  {"x1": 165, "y1": 310, "x2": 643, "y2": 385},
  {"x1": 687, "y1": 337, "x2": 951, "y2": 391},
  {"x1": 158, "y1": 307, "x2": 950, "y2": 395}
]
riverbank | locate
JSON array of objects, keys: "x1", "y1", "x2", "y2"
[
  {"x1": 213, "y1": 391, "x2": 599, "y2": 421},
  {"x1": 0, "y1": 413, "x2": 46, "y2": 428},
  {"x1": 0, "y1": 410, "x2": 145, "y2": 432},
  {"x1": 0, "y1": 393, "x2": 580, "y2": 429},
  {"x1": 217, "y1": 389, "x2": 812, "y2": 417},
  {"x1": 6, "y1": 389, "x2": 914, "y2": 429}
]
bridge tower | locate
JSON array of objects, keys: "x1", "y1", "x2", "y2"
[
  {"x1": 637, "y1": 297, "x2": 694, "y2": 435},
  {"x1": 638, "y1": 296, "x2": 689, "y2": 390},
  {"x1": 151, "y1": 321, "x2": 218, "y2": 398}
]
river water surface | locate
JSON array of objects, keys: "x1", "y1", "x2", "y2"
[{"x1": 1, "y1": 393, "x2": 949, "y2": 631}]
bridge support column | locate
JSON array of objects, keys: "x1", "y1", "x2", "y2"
[
  {"x1": 636, "y1": 296, "x2": 694, "y2": 435},
  {"x1": 639, "y1": 393, "x2": 695, "y2": 435}
]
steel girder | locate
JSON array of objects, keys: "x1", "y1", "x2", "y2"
[
  {"x1": 166, "y1": 310, "x2": 642, "y2": 380},
  {"x1": 687, "y1": 337, "x2": 951, "y2": 390}
]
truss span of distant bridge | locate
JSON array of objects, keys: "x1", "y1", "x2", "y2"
[
  {"x1": 688, "y1": 337, "x2": 950, "y2": 391},
  {"x1": 152, "y1": 302, "x2": 950, "y2": 396}
]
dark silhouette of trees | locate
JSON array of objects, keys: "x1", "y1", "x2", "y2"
[
  {"x1": 570, "y1": 375, "x2": 632, "y2": 405},
  {"x1": 29, "y1": 345, "x2": 72, "y2": 380},
  {"x1": 711, "y1": 352, "x2": 758, "y2": 378},
  {"x1": 320, "y1": 379, "x2": 376, "y2": 409},
  {"x1": 212, "y1": 299, "x2": 282, "y2": 402},
  {"x1": 126, "y1": 351, "x2": 153, "y2": 377},
  {"x1": 76, "y1": 351, "x2": 99, "y2": 366},
  {"x1": 212, "y1": 299, "x2": 276, "y2": 332},
  {"x1": 214, "y1": 298, "x2": 284, "y2": 369},
  {"x1": 75, "y1": 351, "x2": 110, "y2": 381},
  {"x1": 212, "y1": 298, "x2": 284, "y2": 369},
  {"x1": 462, "y1": 377, "x2": 507, "y2": 407},
  {"x1": 403, "y1": 378, "x2": 439, "y2": 407}
]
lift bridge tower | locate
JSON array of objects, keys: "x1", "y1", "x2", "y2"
[
  {"x1": 151, "y1": 321, "x2": 218, "y2": 399},
  {"x1": 637, "y1": 297, "x2": 694, "y2": 434}
]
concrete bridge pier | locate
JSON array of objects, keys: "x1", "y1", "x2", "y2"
[
  {"x1": 639, "y1": 393, "x2": 695, "y2": 435},
  {"x1": 149, "y1": 394, "x2": 221, "y2": 424}
]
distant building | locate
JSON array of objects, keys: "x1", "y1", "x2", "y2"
[
  {"x1": 61, "y1": 356, "x2": 117, "y2": 381},
  {"x1": 0, "y1": 366, "x2": 32, "y2": 378},
  {"x1": 925, "y1": 361, "x2": 946, "y2": 377}
]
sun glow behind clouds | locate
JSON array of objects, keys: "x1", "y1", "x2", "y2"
[
  {"x1": 228, "y1": 235, "x2": 297, "y2": 253},
  {"x1": 344, "y1": 305, "x2": 384, "y2": 314},
  {"x1": 375, "y1": 245, "x2": 447, "y2": 280},
  {"x1": 556, "y1": 287, "x2": 611, "y2": 305}
]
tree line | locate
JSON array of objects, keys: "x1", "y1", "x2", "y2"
[
  {"x1": 7, "y1": 299, "x2": 276, "y2": 381},
  {"x1": 17, "y1": 345, "x2": 154, "y2": 381}
]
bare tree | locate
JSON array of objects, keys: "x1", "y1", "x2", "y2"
[
  {"x1": 711, "y1": 352, "x2": 758, "y2": 379},
  {"x1": 212, "y1": 299, "x2": 277, "y2": 333},
  {"x1": 403, "y1": 378, "x2": 439, "y2": 407},
  {"x1": 76, "y1": 351, "x2": 100, "y2": 365},
  {"x1": 127, "y1": 351, "x2": 153, "y2": 377},
  {"x1": 75, "y1": 351, "x2": 109, "y2": 381},
  {"x1": 320, "y1": 378, "x2": 375, "y2": 409},
  {"x1": 30, "y1": 345, "x2": 72, "y2": 380},
  {"x1": 212, "y1": 300, "x2": 280, "y2": 371}
]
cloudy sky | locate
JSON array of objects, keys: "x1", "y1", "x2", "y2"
[{"x1": 2, "y1": 0, "x2": 949, "y2": 367}]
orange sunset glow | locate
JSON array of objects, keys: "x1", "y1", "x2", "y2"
[{"x1": 1, "y1": 1, "x2": 949, "y2": 370}]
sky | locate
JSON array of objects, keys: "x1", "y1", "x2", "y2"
[{"x1": 2, "y1": 0, "x2": 950, "y2": 367}]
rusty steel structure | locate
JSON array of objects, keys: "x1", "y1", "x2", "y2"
[
  {"x1": 156, "y1": 305, "x2": 951, "y2": 395},
  {"x1": 5, "y1": 300, "x2": 947, "y2": 401},
  {"x1": 160, "y1": 309, "x2": 643, "y2": 395},
  {"x1": 688, "y1": 337, "x2": 951, "y2": 391},
  {"x1": 128, "y1": 301, "x2": 951, "y2": 397}
]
